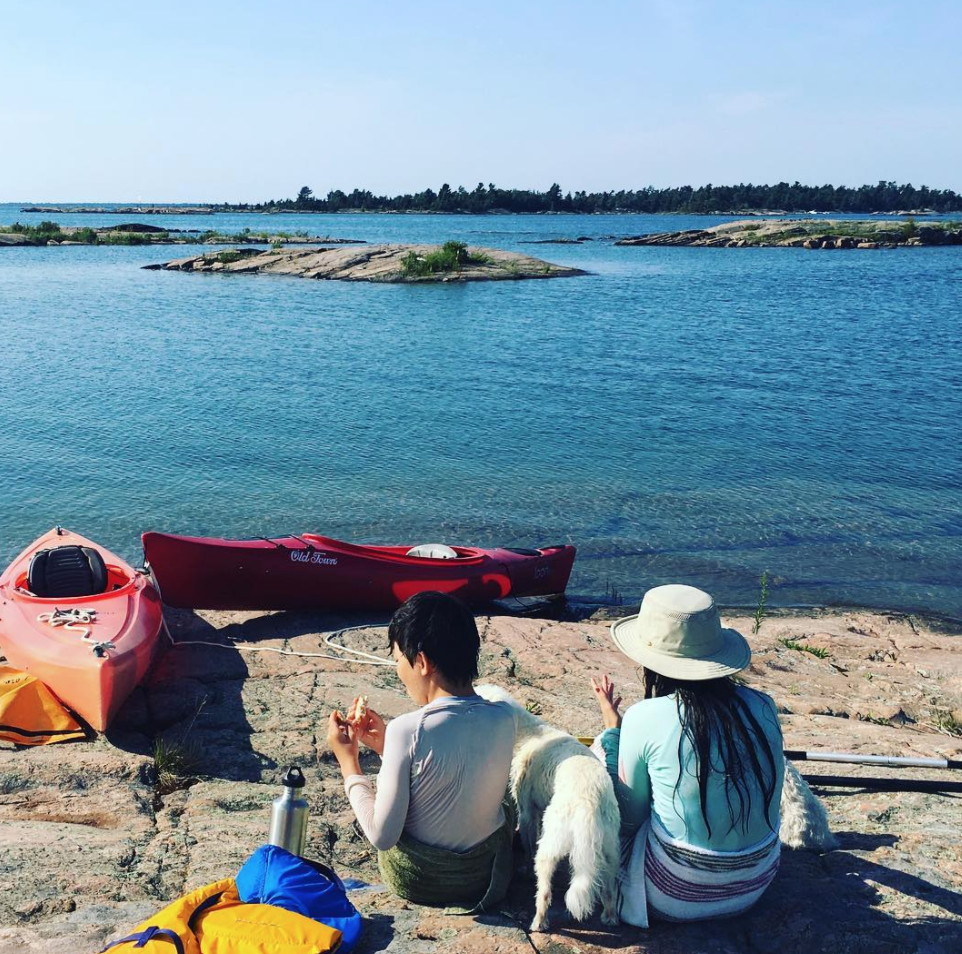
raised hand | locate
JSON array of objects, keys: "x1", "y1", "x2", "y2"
[{"x1": 590, "y1": 674, "x2": 623, "y2": 730}]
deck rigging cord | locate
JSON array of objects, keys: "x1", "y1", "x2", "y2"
[
  {"x1": 36, "y1": 607, "x2": 96, "y2": 638},
  {"x1": 36, "y1": 607, "x2": 116, "y2": 657}
]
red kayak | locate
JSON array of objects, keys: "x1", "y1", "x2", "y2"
[
  {"x1": 0, "y1": 527, "x2": 164, "y2": 731},
  {"x1": 142, "y1": 531, "x2": 576, "y2": 611}
]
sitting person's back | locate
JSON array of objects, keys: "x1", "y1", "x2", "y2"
[
  {"x1": 615, "y1": 683, "x2": 782, "y2": 851},
  {"x1": 327, "y1": 590, "x2": 516, "y2": 910},
  {"x1": 348, "y1": 693, "x2": 514, "y2": 851},
  {"x1": 593, "y1": 583, "x2": 785, "y2": 927}
]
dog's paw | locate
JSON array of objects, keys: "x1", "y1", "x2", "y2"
[
  {"x1": 601, "y1": 907, "x2": 620, "y2": 927},
  {"x1": 529, "y1": 915, "x2": 550, "y2": 933}
]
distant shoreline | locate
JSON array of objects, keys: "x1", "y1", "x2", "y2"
[{"x1": 16, "y1": 205, "x2": 945, "y2": 217}]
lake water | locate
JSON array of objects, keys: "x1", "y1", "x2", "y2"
[{"x1": 1, "y1": 205, "x2": 960, "y2": 617}]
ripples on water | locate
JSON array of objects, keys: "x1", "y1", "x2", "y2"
[{"x1": 0, "y1": 209, "x2": 960, "y2": 615}]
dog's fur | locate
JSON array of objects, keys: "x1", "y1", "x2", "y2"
[
  {"x1": 476, "y1": 685, "x2": 620, "y2": 931},
  {"x1": 779, "y1": 759, "x2": 838, "y2": 851},
  {"x1": 475, "y1": 684, "x2": 835, "y2": 930}
]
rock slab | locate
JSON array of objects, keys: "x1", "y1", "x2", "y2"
[
  {"x1": 146, "y1": 244, "x2": 587, "y2": 282},
  {"x1": 1, "y1": 605, "x2": 961, "y2": 953},
  {"x1": 616, "y1": 218, "x2": 962, "y2": 249}
]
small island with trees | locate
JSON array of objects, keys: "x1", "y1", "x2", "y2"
[{"x1": 145, "y1": 241, "x2": 586, "y2": 283}]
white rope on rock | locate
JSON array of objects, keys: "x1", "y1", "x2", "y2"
[
  {"x1": 145, "y1": 563, "x2": 394, "y2": 667},
  {"x1": 164, "y1": 620, "x2": 394, "y2": 667},
  {"x1": 323, "y1": 628, "x2": 395, "y2": 664}
]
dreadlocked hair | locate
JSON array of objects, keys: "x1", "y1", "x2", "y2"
[{"x1": 643, "y1": 669, "x2": 778, "y2": 839}]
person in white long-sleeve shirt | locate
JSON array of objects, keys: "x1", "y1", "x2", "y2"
[{"x1": 327, "y1": 591, "x2": 515, "y2": 904}]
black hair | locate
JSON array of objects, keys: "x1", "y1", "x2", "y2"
[
  {"x1": 643, "y1": 669, "x2": 778, "y2": 839},
  {"x1": 388, "y1": 591, "x2": 480, "y2": 685}
]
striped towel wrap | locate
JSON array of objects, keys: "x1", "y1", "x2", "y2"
[{"x1": 619, "y1": 816, "x2": 780, "y2": 928}]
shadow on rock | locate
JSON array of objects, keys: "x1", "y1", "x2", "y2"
[
  {"x1": 111, "y1": 608, "x2": 266, "y2": 783},
  {"x1": 835, "y1": 832, "x2": 899, "y2": 851},
  {"x1": 484, "y1": 835, "x2": 962, "y2": 954},
  {"x1": 209, "y1": 608, "x2": 394, "y2": 645},
  {"x1": 110, "y1": 606, "x2": 399, "y2": 786},
  {"x1": 353, "y1": 912, "x2": 396, "y2": 954},
  {"x1": 731, "y1": 845, "x2": 962, "y2": 954}
]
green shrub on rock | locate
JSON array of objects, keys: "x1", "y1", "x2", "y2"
[{"x1": 399, "y1": 240, "x2": 487, "y2": 278}]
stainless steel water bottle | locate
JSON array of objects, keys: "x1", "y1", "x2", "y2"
[{"x1": 268, "y1": 766, "x2": 309, "y2": 856}]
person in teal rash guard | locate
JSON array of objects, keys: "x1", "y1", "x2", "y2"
[{"x1": 590, "y1": 583, "x2": 785, "y2": 927}]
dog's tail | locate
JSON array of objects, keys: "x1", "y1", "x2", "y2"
[
  {"x1": 564, "y1": 837, "x2": 600, "y2": 920},
  {"x1": 562, "y1": 773, "x2": 621, "y2": 921}
]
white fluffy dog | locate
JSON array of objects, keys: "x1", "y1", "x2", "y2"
[
  {"x1": 779, "y1": 760, "x2": 839, "y2": 851},
  {"x1": 476, "y1": 684, "x2": 621, "y2": 931}
]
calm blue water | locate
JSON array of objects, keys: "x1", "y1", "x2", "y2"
[{"x1": 1, "y1": 205, "x2": 960, "y2": 616}]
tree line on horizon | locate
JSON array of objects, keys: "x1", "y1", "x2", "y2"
[{"x1": 226, "y1": 181, "x2": 962, "y2": 214}]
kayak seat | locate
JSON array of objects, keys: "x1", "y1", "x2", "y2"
[
  {"x1": 405, "y1": 544, "x2": 458, "y2": 560},
  {"x1": 27, "y1": 546, "x2": 108, "y2": 598}
]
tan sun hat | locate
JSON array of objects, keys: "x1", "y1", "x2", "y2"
[{"x1": 610, "y1": 584, "x2": 750, "y2": 680}]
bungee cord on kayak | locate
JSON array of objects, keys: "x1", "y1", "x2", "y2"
[
  {"x1": 36, "y1": 606, "x2": 97, "y2": 638},
  {"x1": 36, "y1": 607, "x2": 117, "y2": 657}
]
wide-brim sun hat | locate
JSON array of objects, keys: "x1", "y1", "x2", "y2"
[{"x1": 610, "y1": 584, "x2": 751, "y2": 680}]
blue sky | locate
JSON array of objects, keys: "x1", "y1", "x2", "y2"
[{"x1": 2, "y1": 0, "x2": 960, "y2": 201}]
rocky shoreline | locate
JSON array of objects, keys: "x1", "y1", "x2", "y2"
[
  {"x1": 145, "y1": 244, "x2": 586, "y2": 283},
  {"x1": 20, "y1": 206, "x2": 953, "y2": 218},
  {"x1": 20, "y1": 206, "x2": 216, "y2": 215},
  {"x1": 1, "y1": 603, "x2": 960, "y2": 954},
  {"x1": 616, "y1": 218, "x2": 962, "y2": 249},
  {"x1": 0, "y1": 222, "x2": 365, "y2": 248}
]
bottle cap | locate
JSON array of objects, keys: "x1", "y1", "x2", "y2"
[{"x1": 283, "y1": 766, "x2": 306, "y2": 789}]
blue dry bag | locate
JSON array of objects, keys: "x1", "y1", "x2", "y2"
[{"x1": 236, "y1": 845, "x2": 363, "y2": 954}]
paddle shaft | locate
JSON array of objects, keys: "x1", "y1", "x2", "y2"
[{"x1": 784, "y1": 749, "x2": 962, "y2": 771}]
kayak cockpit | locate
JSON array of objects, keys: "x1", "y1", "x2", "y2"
[
  {"x1": 13, "y1": 560, "x2": 136, "y2": 602},
  {"x1": 404, "y1": 544, "x2": 459, "y2": 560}
]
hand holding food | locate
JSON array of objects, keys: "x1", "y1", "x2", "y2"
[
  {"x1": 347, "y1": 695, "x2": 369, "y2": 727},
  {"x1": 346, "y1": 695, "x2": 386, "y2": 755}
]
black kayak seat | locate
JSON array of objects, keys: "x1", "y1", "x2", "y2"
[{"x1": 27, "y1": 546, "x2": 108, "y2": 598}]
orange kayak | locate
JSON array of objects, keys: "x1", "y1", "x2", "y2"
[{"x1": 0, "y1": 527, "x2": 164, "y2": 732}]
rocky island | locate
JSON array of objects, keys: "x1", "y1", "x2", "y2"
[
  {"x1": 0, "y1": 222, "x2": 364, "y2": 247},
  {"x1": 20, "y1": 205, "x2": 217, "y2": 215},
  {"x1": 145, "y1": 242, "x2": 586, "y2": 283},
  {"x1": 616, "y1": 218, "x2": 962, "y2": 249},
  {"x1": 1, "y1": 603, "x2": 960, "y2": 954}
]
